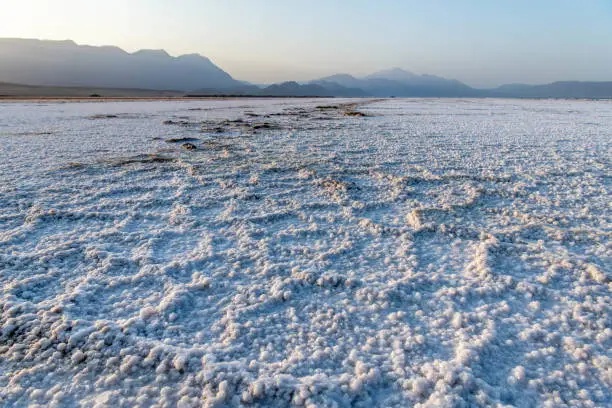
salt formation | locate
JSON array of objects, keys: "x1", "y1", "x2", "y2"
[{"x1": 0, "y1": 98, "x2": 610, "y2": 407}]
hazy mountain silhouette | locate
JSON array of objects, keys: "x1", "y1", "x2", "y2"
[
  {"x1": 189, "y1": 81, "x2": 366, "y2": 97},
  {"x1": 0, "y1": 38, "x2": 241, "y2": 91},
  {"x1": 492, "y1": 81, "x2": 612, "y2": 98},
  {"x1": 317, "y1": 68, "x2": 482, "y2": 97},
  {"x1": 314, "y1": 74, "x2": 365, "y2": 89},
  {"x1": 259, "y1": 82, "x2": 332, "y2": 97},
  {"x1": 315, "y1": 70, "x2": 612, "y2": 98},
  {"x1": 1, "y1": 38, "x2": 611, "y2": 98},
  {"x1": 365, "y1": 67, "x2": 417, "y2": 82}
]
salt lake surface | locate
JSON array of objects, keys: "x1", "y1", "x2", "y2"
[{"x1": 0, "y1": 98, "x2": 610, "y2": 407}]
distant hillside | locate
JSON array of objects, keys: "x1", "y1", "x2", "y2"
[
  {"x1": 316, "y1": 68, "x2": 482, "y2": 97},
  {"x1": 0, "y1": 38, "x2": 242, "y2": 91},
  {"x1": 307, "y1": 80, "x2": 367, "y2": 97},
  {"x1": 314, "y1": 70, "x2": 612, "y2": 99},
  {"x1": 259, "y1": 81, "x2": 365, "y2": 97},
  {"x1": 364, "y1": 67, "x2": 418, "y2": 82},
  {"x1": 190, "y1": 81, "x2": 366, "y2": 97},
  {"x1": 493, "y1": 81, "x2": 612, "y2": 99}
]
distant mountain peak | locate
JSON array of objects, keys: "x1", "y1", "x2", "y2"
[
  {"x1": 384, "y1": 67, "x2": 415, "y2": 74},
  {"x1": 95, "y1": 45, "x2": 128, "y2": 55},
  {"x1": 133, "y1": 49, "x2": 171, "y2": 58},
  {"x1": 365, "y1": 67, "x2": 417, "y2": 81},
  {"x1": 326, "y1": 73, "x2": 358, "y2": 80},
  {"x1": 178, "y1": 53, "x2": 208, "y2": 61},
  {"x1": 52, "y1": 39, "x2": 78, "y2": 47}
]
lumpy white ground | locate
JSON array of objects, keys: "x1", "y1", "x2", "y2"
[{"x1": 0, "y1": 98, "x2": 610, "y2": 407}]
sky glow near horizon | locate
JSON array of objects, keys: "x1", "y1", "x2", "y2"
[{"x1": 1, "y1": 0, "x2": 611, "y2": 87}]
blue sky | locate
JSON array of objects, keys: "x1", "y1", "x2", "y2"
[{"x1": 1, "y1": 0, "x2": 611, "y2": 87}]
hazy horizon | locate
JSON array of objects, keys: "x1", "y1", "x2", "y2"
[{"x1": 2, "y1": 0, "x2": 611, "y2": 87}]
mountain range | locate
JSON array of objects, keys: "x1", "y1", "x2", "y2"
[
  {"x1": 312, "y1": 69, "x2": 484, "y2": 97},
  {"x1": 0, "y1": 38, "x2": 237, "y2": 91},
  {"x1": 1, "y1": 38, "x2": 611, "y2": 99}
]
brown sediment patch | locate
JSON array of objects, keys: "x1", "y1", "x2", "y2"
[
  {"x1": 162, "y1": 119, "x2": 193, "y2": 126},
  {"x1": 200, "y1": 118, "x2": 283, "y2": 134},
  {"x1": 58, "y1": 154, "x2": 178, "y2": 171},
  {"x1": 165, "y1": 137, "x2": 201, "y2": 143},
  {"x1": 344, "y1": 110, "x2": 369, "y2": 117},
  {"x1": 3, "y1": 131, "x2": 56, "y2": 137},
  {"x1": 270, "y1": 107, "x2": 311, "y2": 117},
  {"x1": 252, "y1": 122, "x2": 280, "y2": 130},
  {"x1": 181, "y1": 142, "x2": 197, "y2": 150},
  {"x1": 89, "y1": 114, "x2": 119, "y2": 119},
  {"x1": 107, "y1": 154, "x2": 176, "y2": 166},
  {"x1": 315, "y1": 100, "x2": 382, "y2": 117}
]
